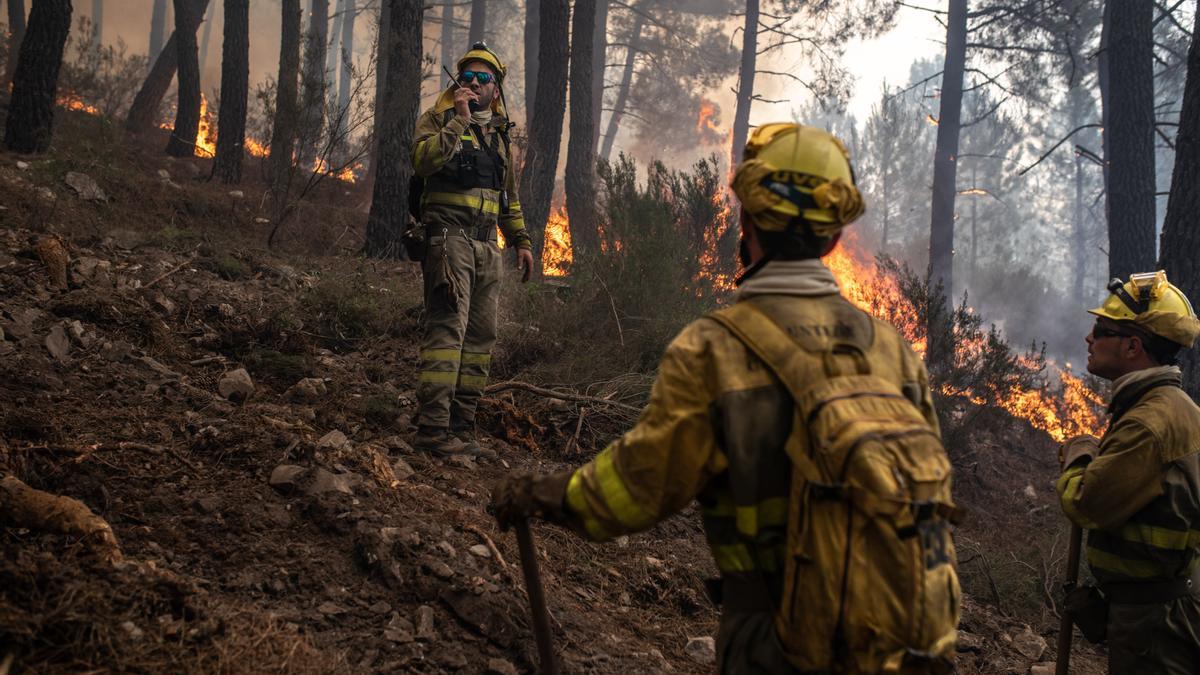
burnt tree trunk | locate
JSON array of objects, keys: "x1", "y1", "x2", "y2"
[
  {"x1": 730, "y1": 0, "x2": 758, "y2": 174},
  {"x1": 518, "y1": 0, "x2": 569, "y2": 267},
  {"x1": 127, "y1": 0, "x2": 210, "y2": 133},
  {"x1": 599, "y1": 8, "x2": 642, "y2": 162},
  {"x1": 298, "y1": 0, "x2": 329, "y2": 167},
  {"x1": 198, "y1": 0, "x2": 214, "y2": 81},
  {"x1": 327, "y1": 0, "x2": 343, "y2": 86},
  {"x1": 439, "y1": 0, "x2": 454, "y2": 72},
  {"x1": 467, "y1": 0, "x2": 485, "y2": 45},
  {"x1": 590, "y1": 0, "x2": 608, "y2": 150},
  {"x1": 149, "y1": 0, "x2": 167, "y2": 59},
  {"x1": 1104, "y1": 0, "x2": 1156, "y2": 280},
  {"x1": 566, "y1": 0, "x2": 598, "y2": 255},
  {"x1": 3, "y1": 0, "x2": 72, "y2": 154},
  {"x1": 213, "y1": 0, "x2": 248, "y2": 183},
  {"x1": 1159, "y1": 7, "x2": 1200, "y2": 400},
  {"x1": 336, "y1": 0, "x2": 353, "y2": 143},
  {"x1": 523, "y1": 0, "x2": 537, "y2": 115},
  {"x1": 90, "y1": 0, "x2": 102, "y2": 47},
  {"x1": 928, "y1": 0, "x2": 966, "y2": 304},
  {"x1": 364, "y1": 0, "x2": 388, "y2": 191},
  {"x1": 4, "y1": 0, "x2": 27, "y2": 90},
  {"x1": 364, "y1": 0, "x2": 421, "y2": 259},
  {"x1": 267, "y1": 0, "x2": 302, "y2": 188},
  {"x1": 165, "y1": 0, "x2": 206, "y2": 157}
]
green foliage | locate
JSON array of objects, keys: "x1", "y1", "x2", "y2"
[
  {"x1": 299, "y1": 274, "x2": 407, "y2": 348},
  {"x1": 199, "y1": 254, "x2": 252, "y2": 281},
  {"x1": 242, "y1": 349, "x2": 313, "y2": 386},
  {"x1": 57, "y1": 17, "x2": 151, "y2": 120},
  {"x1": 361, "y1": 393, "x2": 401, "y2": 429}
]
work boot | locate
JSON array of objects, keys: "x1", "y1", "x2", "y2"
[
  {"x1": 414, "y1": 425, "x2": 479, "y2": 458},
  {"x1": 451, "y1": 429, "x2": 497, "y2": 460}
]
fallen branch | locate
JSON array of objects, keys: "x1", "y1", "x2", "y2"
[
  {"x1": 463, "y1": 523, "x2": 515, "y2": 580},
  {"x1": 70, "y1": 441, "x2": 200, "y2": 473},
  {"x1": 0, "y1": 475, "x2": 122, "y2": 563},
  {"x1": 483, "y1": 381, "x2": 640, "y2": 413},
  {"x1": 144, "y1": 257, "x2": 193, "y2": 289}
]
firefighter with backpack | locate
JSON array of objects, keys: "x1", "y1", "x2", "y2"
[
  {"x1": 409, "y1": 43, "x2": 535, "y2": 458},
  {"x1": 492, "y1": 122, "x2": 961, "y2": 673}
]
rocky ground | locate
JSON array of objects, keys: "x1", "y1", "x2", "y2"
[{"x1": 0, "y1": 111, "x2": 1108, "y2": 674}]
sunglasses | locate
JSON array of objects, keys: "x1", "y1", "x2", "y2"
[
  {"x1": 458, "y1": 71, "x2": 494, "y2": 85},
  {"x1": 1091, "y1": 324, "x2": 1133, "y2": 340}
]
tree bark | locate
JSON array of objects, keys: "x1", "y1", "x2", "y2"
[
  {"x1": 267, "y1": 0, "x2": 302, "y2": 188},
  {"x1": 928, "y1": 0, "x2": 967, "y2": 303},
  {"x1": 149, "y1": 0, "x2": 167, "y2": 59},
  {"x1": 439, "y1": 0, "x2": 454, "y2": 73},
  {"x1": 4, "y1": 0, "x2": 27, "y2": 90},
  {"x1": 1159, "y1": 7, "x2": 1200, "y2": 400},
  {"x1": 364, "y1": 0, "x2": 421, "y2": 259},
  {"x1": 3, "y1": 0, "x2": 72, "y2": 154},
  {"x1": 326, "y1": 0, "x2": 343, "y2": 88},
  {"x1": 591, "y1": 0, "x2": 608, "y2": 151},
  {"x1": 730, "y1": 0, "x2": 758, "y2": 174},
  {"x1": 1104, "y1": 0, "x2": 1156, "y2": 280},
  {"x1": 165, "y1": 0, "x2": 206, "y2": 156},
  {"x1": 566, "y1": 0, "x2": 598, "y2": 255},
  {"x1": 126, "y1": 0, "x2": 210, "y2": 133},
  {"x1": 198, "y1": 0, "x2": 214, "y2": 80},
  {"x1": 518, "y1": 0, "x2": 569, "y2": 266},
  {"x1": 213, "y1": 0, "x2": 248, "y2": 183},
  {"x1": 298, "y1": 0, "x2": 329, "y2": 167},
  {"x1": 364, "y1": 0, "x2": 388, "y2": 191},
  {"x1": 599, "y1": 8, "x2": 642, "y2": 162},
  {"x1": 90, "y1": 0, "x2": 102, "y2": 47},
  {"x1": 524, "y1": 0, "x2": 538, "y2": 116},
  {"x1": 336, "y1": 0, "x2": 354, "y2": 143},
  {"x1": 467, "y1": 0, "x2": 485, "y2": 45}
]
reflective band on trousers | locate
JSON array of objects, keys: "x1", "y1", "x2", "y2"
[
  {"x1": 419, "y1": 371, "x2": 459, "y2": 385},
  {"x1": 423, "y1": 191, "x2": 501, "y2": 215}
]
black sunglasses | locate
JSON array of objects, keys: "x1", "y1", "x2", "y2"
[
  {"x1": 1091, "y1": 324, "x2": 1133, "y2": 340},
  {"x1": 458, "y1": 70, "x2": 494, "y2": 85}
]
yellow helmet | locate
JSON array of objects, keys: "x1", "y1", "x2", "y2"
[
  {"x1": 457, "y1": 42, "x2": 507, "y2": 83},
  {"x1": 1088, "y1": 271, "x2": 1200, "y2": 347},
  {"x1": 730, "y1": 122, "x2": 865, "y2": 237}
]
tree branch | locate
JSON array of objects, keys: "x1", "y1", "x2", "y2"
[{"x1": 1019, "y1": 124, "x2": 1104, "y2": 175}]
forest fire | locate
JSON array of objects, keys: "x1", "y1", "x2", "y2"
[
  {"x1": 158, "y1": 94, "x2": 217, "y2": 157},
  {"x1": 58, "y1": 94, "x2": 99, "y2": 115},
  {"x1": 697, "y1": 99, "x2": 720, "y2": 134},
  {"x1": 543, "y1": 208, "x2": 572, "y2": 276}
]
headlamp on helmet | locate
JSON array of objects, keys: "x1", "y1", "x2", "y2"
[{"x1": 1090, "y1": 270, "x2": 1200, "y2": 348}]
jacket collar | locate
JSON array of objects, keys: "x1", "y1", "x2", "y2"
[
  {"x1": 1108, "y1": 365, "x2": 1182, "y2": 422},
  {"x1": 734, "y1": 259, "x2": 841, "y2": 301}
]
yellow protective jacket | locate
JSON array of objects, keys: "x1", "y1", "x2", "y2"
[
  {"x1": 411, "y1": 88, "x2": 531, "y2": 250},
  {"x1": 1057, "y1": 366, "x2": 1200, "y2": 584},
  {"x1": 560, "y1": 282, "x2": 939, "y2": 580}
]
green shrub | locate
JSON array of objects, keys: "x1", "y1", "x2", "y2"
[
  {"x1": 243, "y1": 349, "x2": 313, "y2": 386},
  {"x1": 199, "y1": 254, "x2": 252, "y2": 281}
]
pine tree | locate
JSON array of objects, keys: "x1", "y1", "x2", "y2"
[
  {"x1": 3, "y1": 0, "x2": 73, "y2": 154},
  {"x1": 213, "y1": 0, "x2": 249, "y2": 183}
]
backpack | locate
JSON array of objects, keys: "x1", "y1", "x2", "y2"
[{"x1": 708, "y1": 301, "x2": 960, "y2": 674}]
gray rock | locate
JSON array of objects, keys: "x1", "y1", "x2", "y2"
[
  {"x1": 36, "y1": 186, "x2": 55, "y2": 201},
  {"x1": 153, "y1": 294, "x2": 177, "y2": 316},
  {"x1": 64, "y1": 171, "x2": 107, "y2": 202},
  {"x1": 218, "y1": 368, "x2": 254, "y2": 402},
  {"x1": 485, "y1": 658, "x2": 519, "y2": 675},
  {"x1": 317, "y1": 601, "x2": 347, "y2": 615},
  {"x1": 268, "y1": 465, "x2": 307, "y2": 493},
  {"x1": 391, "y1": 457, "x2": 415, "y2": 481},
  {"x1": 72, "y1": 256, "x2": 113, "y2": 287},
  {"x1": 1011, "y1": 625, "x2": 1047, "y2": 661},
  {"x1": 305, "y1": 468, "x2": 358, "y2": 496},
  {"x1": 447, "y1": 455, "x2": 476, "y2": 470},
  {"x1": 469, "y1": 544, "x2": 491, "y2": 558},
  {"x1": 317, "y1": 429, "x2": 349, "y2": 450},
  {"x1": 44, "y1": 323, "x2": 70, "y2": 361},
  {"x1": 120, "y1": 620, "x2": 144, "y2": 640},
  {"x1": 369, "y1": 601, "x2": 392, "y2": 614},
  {"x1": 100, "y1": 340, "x2": 132, "y2": 362},
  {"x1": 415, "y1": 605, "x2": 436, "y2": 640},
  {"x1": 956, "y1": 630, "x2": 984, "y2": 653},
  {"x1": 384, "y1": 614, "x2": 415, "y2": 643},
  {"x1": 383, "y1": 435, "x2": 415, "y2": 454},
  {"x1": 435, "y1": 541, "x2": 456, "y2": 557},
  {"x1": 16, "y1": 161, "x2": 30, "y2": 171},
  {"x1": 425, "y1": 560, "x2": 454, "y2": 579},
  {"x1": 1031, "y1": 664, "x2": 1055, "y2": 675},
  {"x1": 684, "y1": 636, "x2": 716, "y2": 664},
  {"x1": 228, "y1": 190, "x2": 244, "y2": 199},
  {"x1": 285, "y1": 377, "x2": 327, "y2": 402}
]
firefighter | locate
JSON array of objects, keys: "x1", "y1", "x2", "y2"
[
  {"x1": 410, "y1": 43, "x2": 534, "y2": 457},
  {"x1": 492, "y1": 123, "x2": 960, "y2": 673},
  {"x1": 1058, "y1": 272, "x2": 1200, "y2": 673}
]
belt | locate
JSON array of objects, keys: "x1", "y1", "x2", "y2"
[
  {"x1": 426, "y1": 224, "x2": 497, "y2": 243},
  {"x1": 705, "y1": 574, "x2": 776, "y2": 613},
  {"x1": 1102, "y1": 575, "x2": 1196, "y2": 605}
]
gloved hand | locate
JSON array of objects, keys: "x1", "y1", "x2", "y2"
[
  {"x1": 491, "y1": 470, "x2": 573, "y2": 531},
  {"x1": 1059, "y1": 435, "x2": 1101, "y2": 470}
]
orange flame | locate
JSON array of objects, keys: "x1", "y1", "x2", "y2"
[
  {"x1": 159, "y1": 93, "x2": 217, "y2": 157},
  {"x1": 697, "y1": 99, "x2": 720, "y2": 133},
  {"x1": 543, "y1": 207, "x2": 572, "y2": 276},
  {"x1": 245, "y1": 137, "x2": 269, "y2": 158},
  {"x1": 58, "y1": 94, "x2": 100, "y2": 115}
]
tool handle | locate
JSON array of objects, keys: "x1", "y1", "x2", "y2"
[
  {"x1": 1055, "y1": 524, "x2": 1084, "y2": 675},
  {"x1": 516, "y1": 520, "x2": 559, "y2": 675}
]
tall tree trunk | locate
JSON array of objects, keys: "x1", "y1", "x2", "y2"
[
  {"x1": 3, "y1": 0, "x2": 72, "y2": 154},
  {"x1": 298, "y1": 0, "x2": 329, "y2": 167},
  {"x1": 1104, "y1": 0, "x2": 1156, "y2": 280},
  {"x1": 523, "y1": 0, "x2": 538, "y2": 116},
  {"x1": 126, "y1": 0, "x2": 210, "y2": 132},
  {"x1": 365, "y1": 0, "x2": 421, "y2": 258},
  {"x1": 467, "y1": 0, "x2": 485, "y2": 45},
  {"x1": 364, "y1": 0, "x2": 388, "y2": 192},
  {"x1": 149, "y1": 0, "x2": 167, "y2": 59},
  {"x1": 566, "y1": 0, "x2": 598, "y2": 255},
  {"x1": 267, "y1": 0, "x2": 302, "y2": 188},
  {"x1": 928, "y1": 0, "x2": 967, "y2": 302},
  {"x1": 599, "y1": 8, "x2": 641, "y2": 162},
  {"x1": 590, "y1": 0, "x2": 608, "y2": 150},
  {"x1": 730, "y1": 0, "x2": 758, "y2": 174},
  {"x1": 439, "y1": 0, "x2": 454, "y2": 73},
  {"x1": 518, "y1": 0, "x2": 569, "y2": 266},
  {"x1": 1159, "y1": 7, "x2": 1200, "y2": 400},
  {"x1": 198, "y1": 1, "x2": 213, "y2": 79},
  {"x1": 90, "y1": 0, "x2": 102, "y2": 48},
  {"x1": 4, "y1": 0, "x2": 27, "y2": 90},
  {"x1": 165, "y1": 0, "x2": 205, "y2": 157},
  {"x1": 213, "y1": 0, "x2": 248, "y2": 183},
  {"x1": 336, "y1": 0, "x2": 354, "y2": 144},
  {"x1": 326, "y1": 0, "x2": 343, "y2": 89}
]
